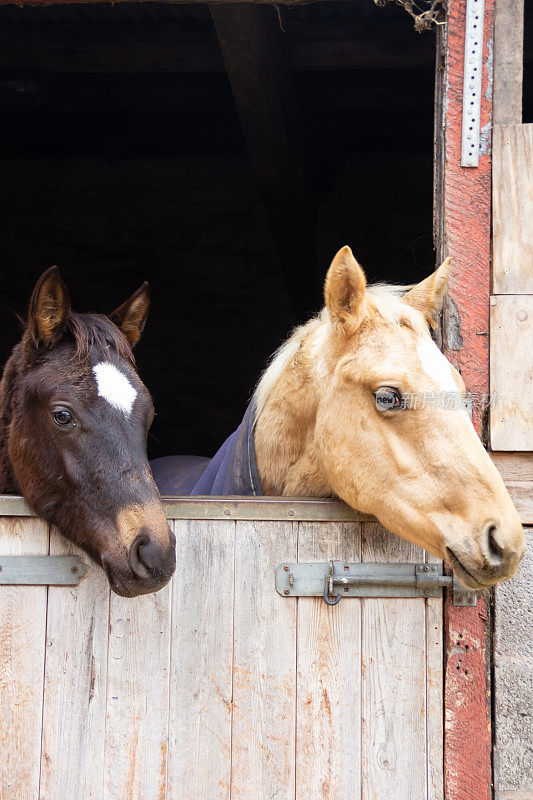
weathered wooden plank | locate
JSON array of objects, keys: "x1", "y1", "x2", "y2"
[
  {"x1": 167, "y1": 520, "x2": 234, "y2": 800},
  {"x1": 491, "y1": 452, "x2": 533, "y2": 482},
  {"x1": 493, "y1": 125, "x2": 533, "y2": 294},
  {"x1": 0, "y1": 517, "x2": 48, "y2": 800},
  {"x1": 426, "y1": 549, "x2": 444, "y2": 800},
  {"x1": 490, "y1": 294, "x2": 533, "y2": 450},
  {"x1": 103, "y1": 583, "x2": 171, "y2": 800},
  {"x1": 361, "y1": 523, "x2": 428, "y2": 800},
  {"x1": 1, "y1": 488, "x2": 529, "y2": 522},
  {"x1": 40, "y1": 528, "x2": 109, "y2": 800},
  {"x1": 493, "y1": 0, "x2": 524, "y2": 124},
  {"x1": 296, "y1": 521, "x2": 362, "y2": 800},
  {"x1": 160, "y1": 497, "x2": 373, "y2": 522},
  {"x1": 231, "y1": 520, "x2": 297, "y2": 799},
  {"x1": 0, "y1": 32, "x2": 224, "y2": 74}
]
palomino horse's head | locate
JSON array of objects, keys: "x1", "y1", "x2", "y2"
[
  {"x1": 255, "y1": 247, "x2": 525, "y2": 589},
  {"x1": 2, "y1": 268, "x2": 175, "y2": 596}
]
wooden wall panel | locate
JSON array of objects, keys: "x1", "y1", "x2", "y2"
[
  {"x1": 0, "y1": 517, "x2": 48, "y2": 800},
  {"x1": 0, "y1": 510, "x2": 445, "y2": 800},
  {"x1": 40, "y1": 528, "x2": 109, "y2": 800},
  {"x1": 493, "y1": 124, "x2": 533, "y2": 295},
  {"x1": 230, "y1": 521, "x2": 297, "y2": 800},
  {"x1": 490, "y1": 294, "x2": 533, "y2": 450},
  {"x1": 167, "y1": 519, "x2": 235, "y2": 800},
  {"x1": 103, "y1": 586, "x2": 171, "y2": 800},
  {"x1": 361, "y1": 523, "x2": 431, "y2": 800},
  {"x1": 295, "y1": 521, "x2": 362, "y2": 800}
]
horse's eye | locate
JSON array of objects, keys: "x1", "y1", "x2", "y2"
[
  {"x1": 375, "y1": 387, "x2": 404, "y2": 411},
  {"x1": 52, "y1": 407, "x2": 74, "y2": 426}
]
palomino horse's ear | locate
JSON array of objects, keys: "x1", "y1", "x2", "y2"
[
  {"x1": 109, "y1": 282, "x2": 151, "y2": 347},
  {"x1": 403, "y1": 257, "x2": 451, "y2": 326},
  {"x1": 28, "y1": 266, "x2": 71, "y2": 347},
  {"x1": 324, "y1": 246, "x2": 367, "y2": 330}
]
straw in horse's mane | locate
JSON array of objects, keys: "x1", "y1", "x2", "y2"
[
  {"x1": 253, "y1": 283, "x2": 424, "y2": 421},
  {"x1": 57, "y1": 312, "x2": 134, "y2": 364}
]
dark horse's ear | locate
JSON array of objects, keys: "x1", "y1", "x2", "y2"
[
  {"x1": 109, "y1": 282, "x2": 150, "y2": 347},
  {"x1": 27, "y1": 266, "x2": 71, "y2": 347}
]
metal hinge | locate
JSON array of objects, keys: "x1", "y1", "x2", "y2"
[
  {"x1": 0, "y1": 555, "x2": 88, "y2": 586},
  {"x1": 276, "y1": 560, "x2": 477, "y2": 607}
]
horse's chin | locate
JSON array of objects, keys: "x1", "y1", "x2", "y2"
[
  {"x1": 445, "y1": 547, "x2": 488, "y2": 590},
  {"x1": 102, "y1": 559, "x2": 172, "y2": 598}
]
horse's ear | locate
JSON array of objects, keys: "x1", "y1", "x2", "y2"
[
  {"x1": 403, "y1": 257, "x2": 451, "y2": 326},
  {"x1": 324, "y1": 246, "x2": 367, "y2": 330},
  {"x1": 109, "y1": 282, "x2": 150, "y2": 347},
  {"x1": 27, "y1": 266, "x2": 70, "y2": 347}
]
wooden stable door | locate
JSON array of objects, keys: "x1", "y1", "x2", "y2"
[{"x1": 0, "y1": 499, "x2": 443, "y2": 800}]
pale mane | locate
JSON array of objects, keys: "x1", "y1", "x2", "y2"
[
  {"x1": 254, "y1": 310, "x2": 327, "y2": 421},
  {"x1": 253, "y1": 283, "x2": 426, "y2": 421}
]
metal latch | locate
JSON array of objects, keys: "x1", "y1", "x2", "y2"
[
  {"x1": 276, "y1": 561, "x2": 477, "y2": 607},
  {"x1": 0, "y1": 555, "x2": 88, "y2": 586}
]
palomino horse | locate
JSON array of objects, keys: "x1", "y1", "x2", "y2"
[
  {"x1": 152, "y1": 247, "x2": 525, "y2": 590},
  {"x1": 0, "y1": 267, "x2": 175, "y2": 596}
]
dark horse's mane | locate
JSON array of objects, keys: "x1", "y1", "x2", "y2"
[
  {"x1": 0, "y1": 311, "x2": 134, "y2": 493},
  {"x1": 63, "y1": 312, "x2": 134, "y2": 365}
]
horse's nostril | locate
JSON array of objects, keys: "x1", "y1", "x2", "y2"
[
  {"x1": 128, "y1": 528, "x2": 176, "y2": 582},
  {"x1": 485, "y1": 523, "x2": 504, "y2": 566},
  {"x1": 129, "y1": 534, "x2": 153, "y2": 580}
]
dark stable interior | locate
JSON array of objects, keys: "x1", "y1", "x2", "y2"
[{"x1": 0, "y1": 1, "x2": 441, "y2": 460}]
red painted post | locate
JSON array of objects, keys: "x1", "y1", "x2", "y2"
[{"x1": 442, "y1": 1, "x2": 494, "y2": 799}]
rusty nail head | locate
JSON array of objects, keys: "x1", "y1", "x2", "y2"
[
  {"x1": 284, "y1": 565, "x2": 289, "y2": 571},
  {"x1": 71, "y1": 566, "x2": 77, "y2": 573},
  {"x1": 424, "y1": 589, "x2": 430, "y2": 595},
  {"x1": 284, "y1": 589, "x2": 290, "y2": 595}
]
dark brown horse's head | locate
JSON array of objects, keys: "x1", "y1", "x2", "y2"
[{"x1": 0, "y1": 267, "x2": 175, "y2": 597}]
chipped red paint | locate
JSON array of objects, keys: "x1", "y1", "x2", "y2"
[{"x1": 442, "y1": 1, "x2": 494, "y2": 799}]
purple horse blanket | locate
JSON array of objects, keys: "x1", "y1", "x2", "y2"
[{"x1": 150, "y1": 400, "x2": 262, "y2": 496}]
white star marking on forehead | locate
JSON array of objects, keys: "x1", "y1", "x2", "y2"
[
  {"x1": 92, "y1": 362, "x2": 137, "y2": 416},
  {"x1": 417, "y1": 337, "x2": 458, "y2": 393}
]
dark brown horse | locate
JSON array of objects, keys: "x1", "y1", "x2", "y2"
[{"x1": 0, "y1": 267, "x2": 175, "y2": 596}]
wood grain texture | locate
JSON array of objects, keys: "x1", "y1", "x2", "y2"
[
  {"x1": 490, "y1": 294, "x2": 533, "y2": 450},
  {"x1": 40, "y1": 528, "x2": 109, "y2": 800},
  {"x1": 493, "y1": 125, "x2": 533, "y2": 294},
  {"x1": 167, "y1": 520, "x2": 235, "y2": 800},
  {"x1": 493, "y1": 0, "x2": 525, "y2": 125},
  {"x1": 104, "y1": 584, "x2": 171, "y2": 800},
  {"x1": 437, "y1": 1, "x2": 495, "y2": 797},
  {"x1": 231, "y1": 521, "x2": 297, "y2": 800},
  {"x1": 361, "y1": 523, "x2": 428, "y2": 800},
  {"x1": 296, "y1": 521, "x2": 362, "y2": 800},
  {"x1": 0, "y1": 517, "x2": 48, "y2": 800},
  {"x1": 426, "y1": 550, "x2": 444, "y2": 800}
]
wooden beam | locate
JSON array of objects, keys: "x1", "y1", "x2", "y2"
[
  {"x1": 0, "y1": 26, "x2": 224, "y2": 74},
  {"x1": 493, "y1": 0, "x2": 524, "y2": 124},
  {"x1": 0, "y1": 24, "x2": 441, "y2": 75},
  {"x1": 435, "y1": 1, "x2": 495, "y2": 799},
  {"x1": 211, "y1": 3, "x2": 316, "y2": 318}
]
